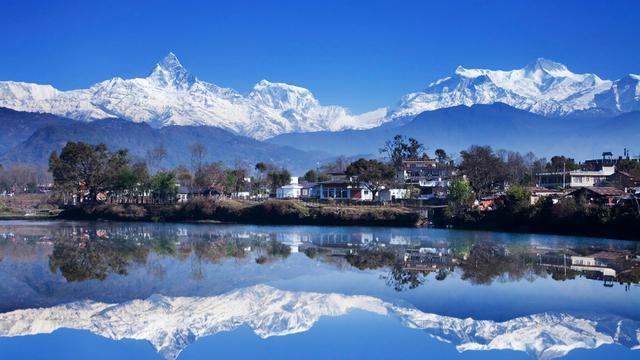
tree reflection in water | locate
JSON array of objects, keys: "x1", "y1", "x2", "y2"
[{"x1": 1, "y1": 223, "x2": 638, "y2": 290}]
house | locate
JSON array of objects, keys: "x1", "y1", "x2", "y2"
[
  {"x1": 276, "y1": 177, "x2": 303, "y2": 199},
  {"x1": 536, "y1": 165, "x2": 616, "y2": 188},
  {"x1": 177, "y1": 187, "x2": 190, "y2": 203},
  {"x1": 378, "y1": 188, "x2": 409, "y2": 202},
  {"x1": 418, "y1": 179, "x2": 449, "y2": 200},
  {"x1": 399, "y1": 159, "x2": 454, "y2": 182},
  {"x1": 607, "y1": 170, "x2": 640, "y2": 191},
  {"x1": 327, "y1": 171, "x2": 349, "y2": 181},
  {"x1": 230, "y1": 191, "x2": 250, "y2": 199},
  {"x1": 317, "y1": 181, "x2": 373, "y2": 201},
  {"x1": 567, "y1": 186, "x2": 626, "y2": 206},
  {"x1": 177, "y1": 186, "x2": 222, "y2": 203},
  {"x1": 528, "y1": 186, "x2": 565, "y2": 205},
  {"x1": 300, "y1": 183, "x2": 320, "y2": 199}
]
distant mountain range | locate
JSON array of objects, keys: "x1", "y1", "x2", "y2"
[
  {"x1": 0, "y1": 55, "x2": 638, "y2": 166},
  {"x1": 391, "y1": 58, "x2": 639, "y2": 119},
  {"x1": 270, "y1": 103, "x2": 640, "y2": 160},
  {"x1": 0, "y1": 107, "x2": 330, "y2": 173},
  {"x1": 0, "y1": 285, "x2": 637, "y2": 360},
  {"x1": 0, "y1": 53, "x2": 388, "y2": 140},
  {"x1": 0, "y1": 54, "x2": 638, "y2": 140}
]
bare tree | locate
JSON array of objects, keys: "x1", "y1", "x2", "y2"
[
  {"x1": 146, "y1": 144, "x2": 167, "y2": 174},
  {"x1": 190, "y1": 143, "x2": 206, "y2": 174}
]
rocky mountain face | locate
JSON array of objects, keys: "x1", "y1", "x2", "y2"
[{"x1": 0, "y1": 285, "x2": 637, "y2": 360}]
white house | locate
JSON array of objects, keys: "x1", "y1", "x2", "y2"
[
  {"x1": 276, "y1": 177, "x2": 303, "y2": 199},
  {"x1": 537, "y1": 166, "x2": 615, "y2": 188},
  {"x1": 317, "y1": 181, "x2": 373, "y2": 201},
  {"x1": 377, "y1": 188, "x2": 409, "y2": 202}
]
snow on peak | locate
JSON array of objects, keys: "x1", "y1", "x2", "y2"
[
  {"x1": 0, "y1": 53, "x2": 388, "y2": 139},
  {"x1": 526, "y1": 58, "x2": 571, "y2": 76},
  {"x1": 148, "y1": 52, "x2": 196, "y2": 88},
  {"x1": 0, "y1": 285, "x2": 637, "y2": 360},
  {"x1": 0, "y1": 55, "x2": 637, "y2": 136},
  {"x1": 390, "y1": 58, "x2": 621, "y2": 118}
]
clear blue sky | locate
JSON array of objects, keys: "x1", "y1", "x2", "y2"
[{"x1": 1, "y1": 0, "x2": 639, "y2": 113}]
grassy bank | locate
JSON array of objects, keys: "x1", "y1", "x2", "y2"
[
  {"x1": 0, "y1": 194, "x2": 59, "y2": 219},
  {"x1": 58, "y1": 198, "x2": 422, "y2": 227}
]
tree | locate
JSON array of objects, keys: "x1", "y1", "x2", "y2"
[
  {"x1": 617, "y1": 159, "x2": 640, "y2": 177},
  {"x1": 49, "y1": 142, "x2": 112, "y2": 201},
  {"x1": 146, "y1": 144, "x2": 167, "y2": 173},
  {"x1": 345, "y1": 159, "x2": 395, "y2": 199},
  {"x1": 459, "y1": 145, "x2": 506, "y2": 196},
  {"x1": 267, "y1": 168, "x2": 291, "y2": 193},
  {"x1": 151, "y1": 171, "x2": 177, "y2": 204},
  {"x1": 380, "y1": 135, "x2": 428, "y2": 170},
  {"x1": 504, "y1": 185, "x2": 531, "y2": 213},
  {"x1": 189, "y1": 143, "x2": 206, "y2": 174},
  {"x1": 303, "y1": 169, "x2": 318, "y2": 183},
  {"x1": 546, "y1": 156, "x2": 579, "y2": 172},
  {"x1": 194, "y1": 162, "x2": 226, "y2": 189},
  {"x1": 446, "y1": 177, "x2": 474, "y2": 216},
  {"x1": 225, "y1": 167, "x2": 249, "y2": 193},
  {"x1": 435, "y1": 148, "x2": 449, "y2": 164},
  {"x1": 175, "y1": 165, "x2": 193, "y2": 188},
  {"x1": 255, "y1": 162, "x2": 268, "y2": 174}
]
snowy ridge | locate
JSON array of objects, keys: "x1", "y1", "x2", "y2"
[
  {"x1": 390, "y1": 58, "x2": 639, "y2": 118},
  {"x1": 0, "y1": 53, "x2": 388, "y2": 139},
  {"x1": 0, "y1": 55, "x2": 638, "y2": 138},
  {"x1": 0, "y1": 285, "x2": 638, "y2": 360}
]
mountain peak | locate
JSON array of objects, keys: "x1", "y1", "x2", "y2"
[
  {"x1": 148, "y1": 52, "x2": 195, "y2": 88},
  {"x1": 526, "y1": 58, "x2": 571, "y2": 75},
  {"x1": 158, "y1": 52, "x2": 182, "y2": 70}
]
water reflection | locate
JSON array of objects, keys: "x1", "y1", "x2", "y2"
[
  {"x1": 1, "y1": 222, "x2": 637, "y2": 289},
  {"x1": 0, "y1": 285, "x2": 638, "y2": 360},
  {"x1": 0, "y1": 221, "x2": 639, "y2": 359}
]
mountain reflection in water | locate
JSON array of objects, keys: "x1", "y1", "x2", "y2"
[
  {"x1": 0, "y1": 221, "x2": 639, "y2": 359},
  {"x1": 0, "y1": 285, "x2": 638, "y2": 360}
]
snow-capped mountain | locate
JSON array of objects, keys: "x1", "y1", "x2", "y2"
[
  {"x1": 0, "y1": 285, "x2": 637, "y2": 360},
  {"x1": 1, "y1": 56, "x2": 638, "y2": 139},
  {"x1": 390, "y1": 58, "x2": 638, "y2": 118},
  {"x1": 0, "y1": 53, "x2": 387, "y2": 139},
  {"x1": 594, "y1": 74, "x2": 640, "y2": 113}
]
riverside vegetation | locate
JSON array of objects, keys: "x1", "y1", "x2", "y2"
[{"x1": 2, "y1": 136, "x2": 637, "y2": 237}]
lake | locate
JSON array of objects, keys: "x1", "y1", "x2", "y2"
[{"x1": 0, "y1": 220, "x2": 638, "y2": 359}]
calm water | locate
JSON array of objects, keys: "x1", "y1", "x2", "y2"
[{"x1": 0, "y1": 220, "x2": 638, "y2": 359}]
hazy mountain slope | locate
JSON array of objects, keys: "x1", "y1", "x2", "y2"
[
  {"x1": 0, "y1": 285, "x2": 637, "y2": 360},
  {"x1": 0, "y1": 53, "x2": 388, "y2": 139},
  {"x1": 269, "y1": 103, "x2": 640, "y2": 159},
  {"x1": 0, "y1": 109, "x2": 329, "y2": 173},
  {"x1": 0, "y1": 108, "x2": 76, "y2": 154}
]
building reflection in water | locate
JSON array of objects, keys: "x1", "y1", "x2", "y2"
[{"x1": 0, "y1": 222, "x2": 638, "y2": 289}]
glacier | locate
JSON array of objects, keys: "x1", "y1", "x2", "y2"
[{"x1": 0, "y1": 284, "x2": 637, "y2": 360}]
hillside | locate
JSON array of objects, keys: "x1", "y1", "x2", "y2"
[
  {"x1": 269, "y1": 103, "x2": 640, "y2": 159},
  {"x1": 0, "y1": 108, "x2": 330, "y2": 173}
]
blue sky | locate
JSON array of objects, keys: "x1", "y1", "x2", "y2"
[{"x1": 1, "y1": 0, "x2": 639, "y2": 112}]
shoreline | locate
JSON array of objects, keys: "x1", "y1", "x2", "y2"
[{"x1": 56, "y1": 198, "x2": 424, "y2": 228}]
